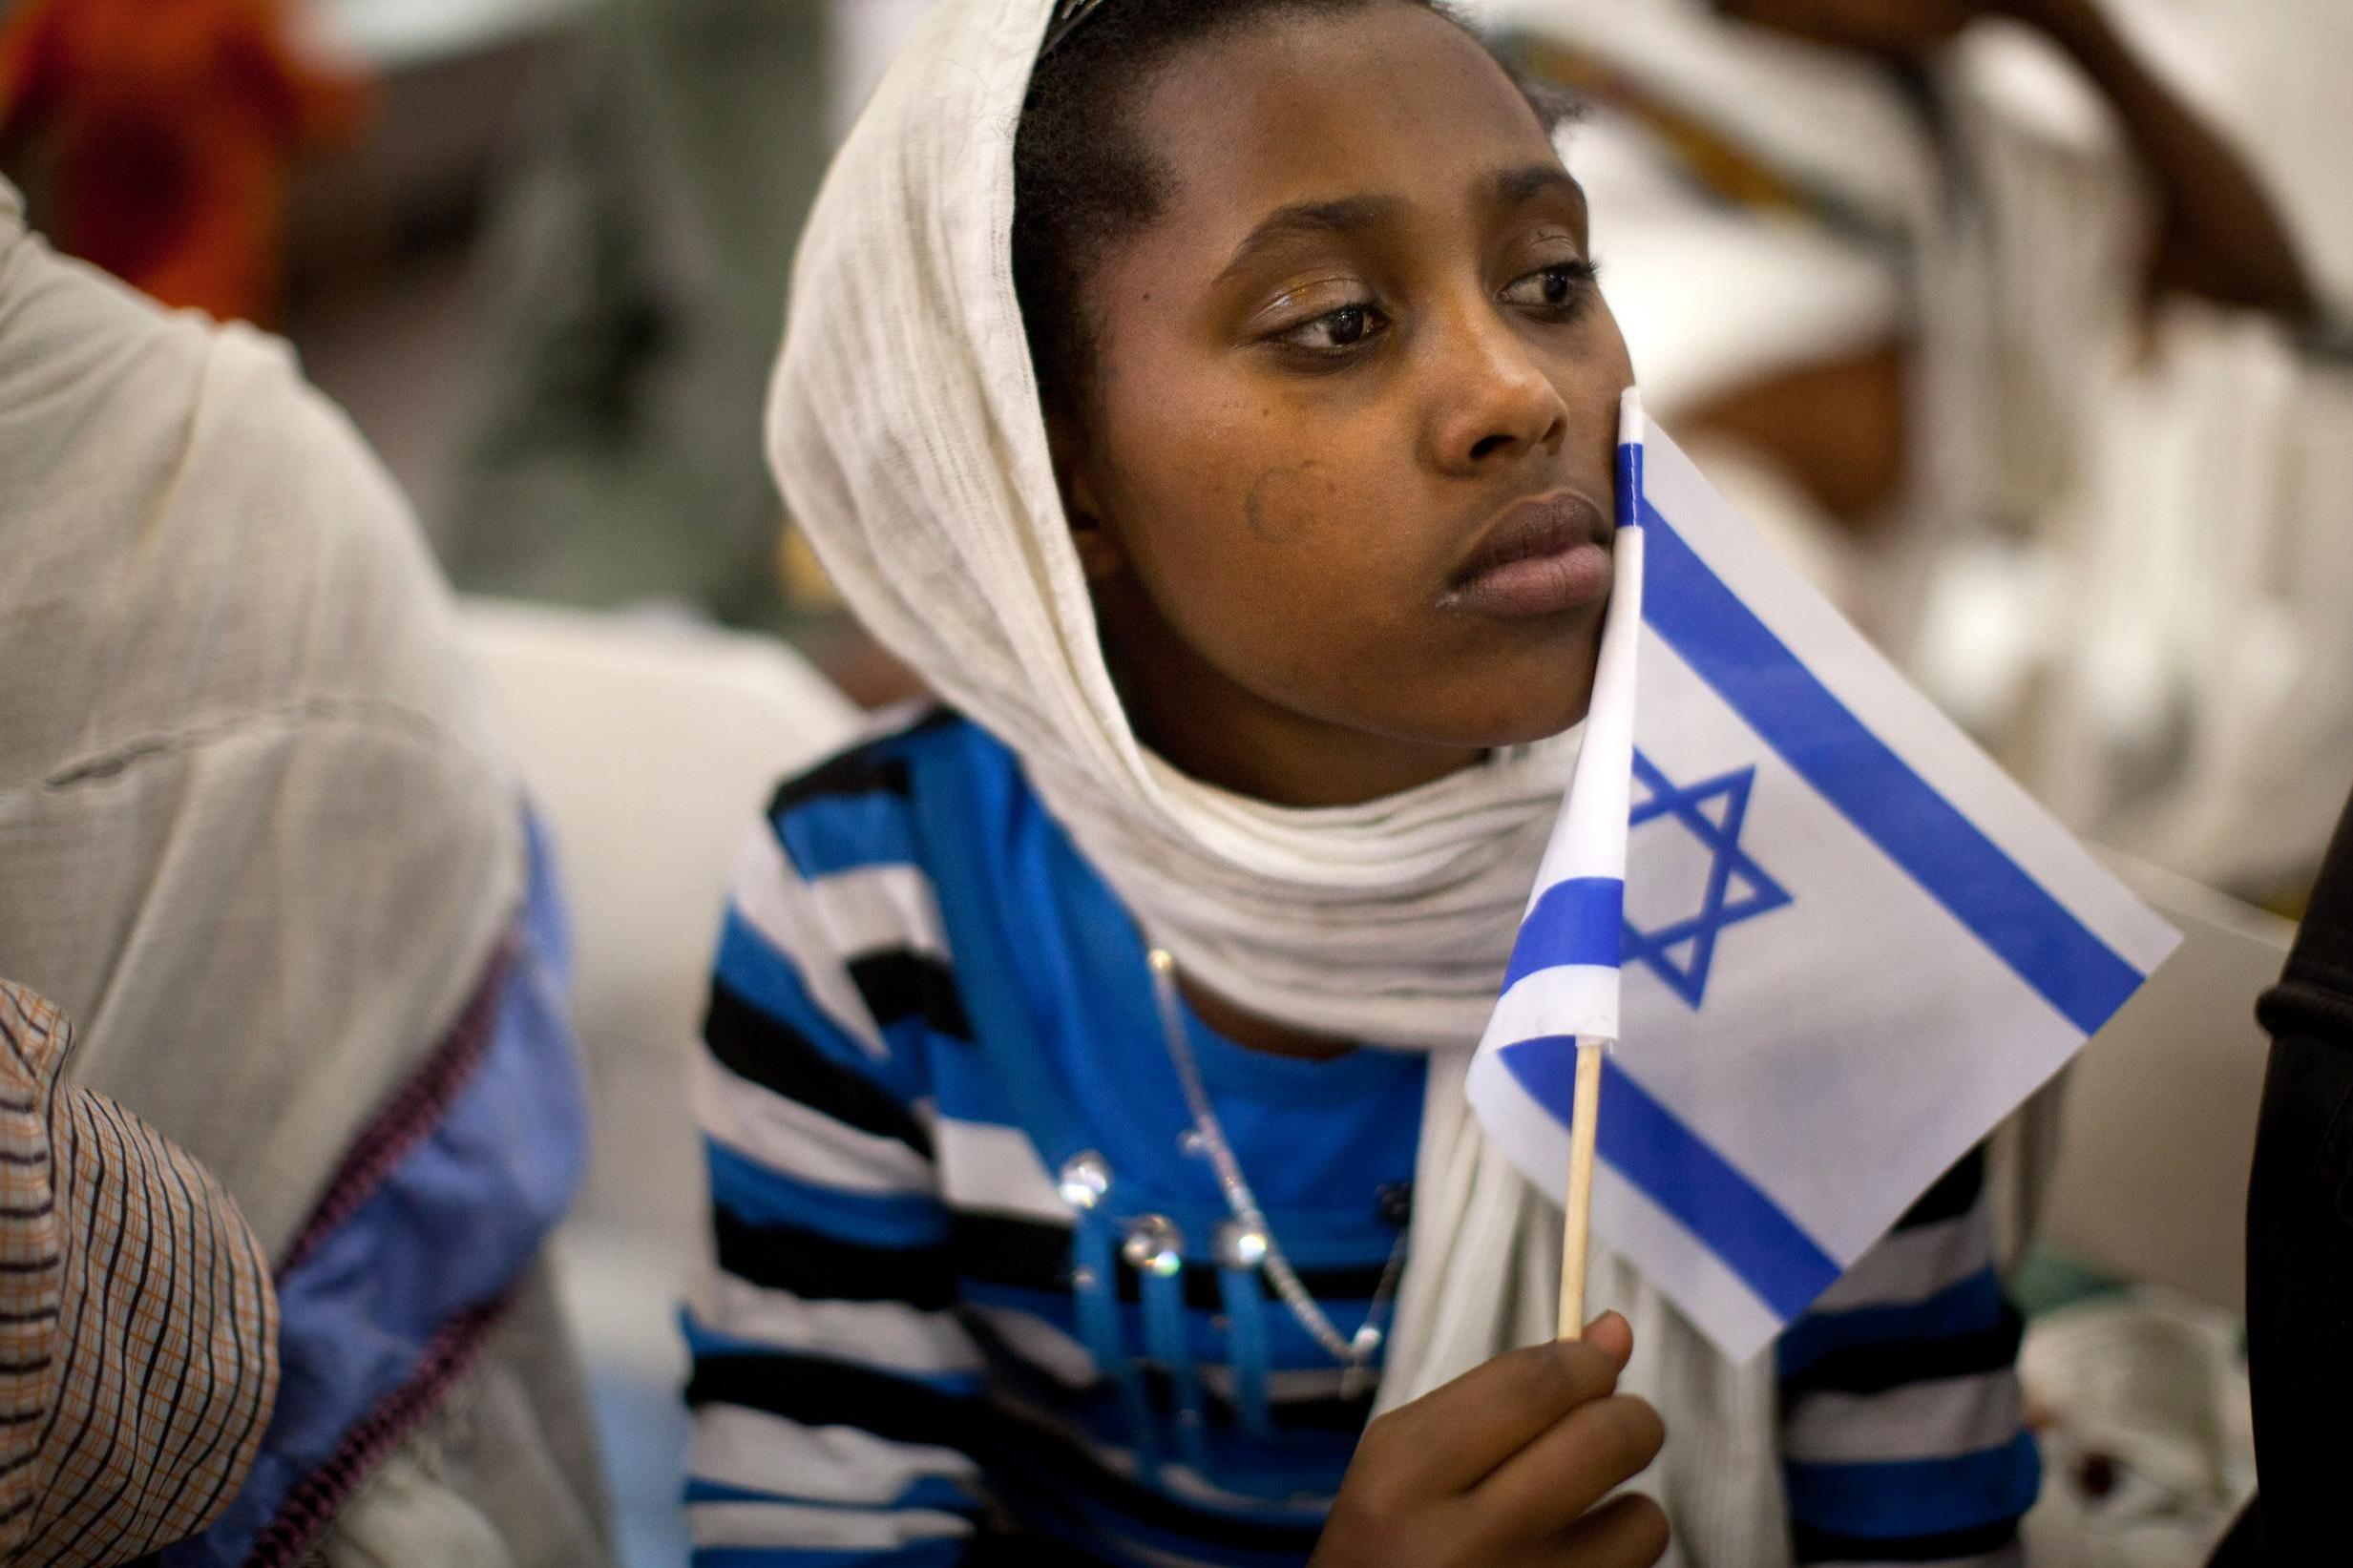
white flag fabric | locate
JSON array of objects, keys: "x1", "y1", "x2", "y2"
[{"x1": 1468, "y1": 393, "x2": 2181, "y2": 1360}]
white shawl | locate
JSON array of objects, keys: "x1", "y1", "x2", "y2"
[{"x1": 764, "y1": 4, "x2": 1785, "y2": 1560}]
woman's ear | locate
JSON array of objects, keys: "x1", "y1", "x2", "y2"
[{"x1": 1046, "y1": 410, "x2": 1126, "y2": 583}]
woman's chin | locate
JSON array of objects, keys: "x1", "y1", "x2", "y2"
[
  {"x1": 1388, "y1": 675, "x2": 1597, "y2": 754},
  {"x1": 1471, "y1": 657, "x2": 1604, "y2": 747},
  {"x1": 1478, "y1": 697, "x2": 1593, "y2": 748}
]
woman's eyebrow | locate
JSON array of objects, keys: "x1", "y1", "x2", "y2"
[
  {"x1": 1489, "y1": 162, "x2": 1584, "y2": 210},
  {"x1": 1216, "y1": 194, "x2": 1405, "y2": 282}
]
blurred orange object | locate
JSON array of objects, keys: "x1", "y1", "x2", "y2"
[{"x1": 0, "y1": 0, "x2": 367, "y2": 324}]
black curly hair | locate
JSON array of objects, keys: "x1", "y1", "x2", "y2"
[{"x1": 1010, "y1": 0, "x2": 1577, "y2": 417}]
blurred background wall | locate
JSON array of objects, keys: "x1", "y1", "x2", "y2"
[{"x1": 5, "y1": 0, "x2": 2342, "y2": 901}]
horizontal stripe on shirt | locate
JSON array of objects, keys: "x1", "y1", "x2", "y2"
[
  {"x1": 688, "y1": 1498, "x2": 971, "y2": 1552},
  {"x1": 1781, "y1": 1307, "x2": 2026, "y2": 1399},
  {"x1": 1781, "y1": 1373, "x2": 2027, "y2": 1466},
  {"x1": 1785, "y1": 1433, "x2": 2041, "y2": 1541},
  {"x1": 694, "y1": 1540, "x2": 964, "y2": 1568},
  {"x1": 705, "y1": 979, "x2": 935, "y2": 1157},
  {"x1": 713, "y1": 1207, "x2": 956, "y2": 1309},
  {"x1": 1892, "y1": 1155, "x2": 1985, "y2": 1231},
  {"x1": 697, "y1": 1054, "x2": 933, "y2": 1197},
  {"x1": 847, "y1": 952, "x2": 975, "y2": 1042},
  {"x1": 692, "y1": 1273, "x2": 982, "y2": 1381},
  {"x1": 688, "y1": 1403, "x2": 977, "y2": 1510},
  {"x1": 1810, "y1": 1219, "x2": 1999, "y2": 1317},
  {"x1": 1792, "y1": 1513, "x2": 2024, "y2": 1563},
  {"x1": 706, "y1": 1138, "x2": 946, "y2": 1249}
]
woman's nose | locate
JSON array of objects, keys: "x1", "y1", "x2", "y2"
[{"x1": 1422, "y1": 303, "x2": 1569, "y2": 474}]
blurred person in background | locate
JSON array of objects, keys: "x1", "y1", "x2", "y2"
[
  {"x1": 431, "y1": 0, "x2": 831, "y2": 636},
  {"x1": 430, "y1": 0, "x2": 935, "y2": 704},
  {"x1": 1493, "y1": 0, "x2": 2349, "y2": 907},
  {"x1": 0, "y1": 179, "x2": 609, "y2": 1567},
  {"x1": 0, "y1": 0, "x2": 366, "y2": 324}
]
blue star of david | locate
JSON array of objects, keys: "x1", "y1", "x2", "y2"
[{"x1": 1624, "y1": 750, "x2": 1793, "y2": 1009}]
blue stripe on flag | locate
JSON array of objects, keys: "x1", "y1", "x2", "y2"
[
  {"x1": 1640, "y1": 501, "x2": 2145, "y2": 1037},
  {"x1": 1502, "y1": 877, "x2": 1624, "y2": 987},
  {"x1": 1500, "y1": 1038, "x2": 1842, "y2": 1320},
  {"x1": 1616, "y1": 439, "x2": 1644, "y2": 531}
]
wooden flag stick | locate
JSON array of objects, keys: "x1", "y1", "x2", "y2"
[{"x1": 1557, "y1": 1039, "x2": 1607, "y2": 1340}]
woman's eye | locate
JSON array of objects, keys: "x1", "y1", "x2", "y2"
[
  {"x1": 1502, "y1": 260, "x2": 1599, "y2": 312},
  {"x1": 1276, "y1": 302, "x2": 1388, "y2": 353}
]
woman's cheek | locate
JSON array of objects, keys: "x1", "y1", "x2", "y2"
[{"x1": 1236, "y1": 454, "x2": 1345, "y2": 545}]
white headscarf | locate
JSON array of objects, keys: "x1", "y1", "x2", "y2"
[{"x1": 767, "y1": 5, "x2": 1786, "y2": 1560}]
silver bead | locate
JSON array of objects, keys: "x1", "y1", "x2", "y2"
[
  {"x1": 1178, "y1": 1128, "x2": 1208, "y2": 1159},
  {"x1": 1215, "y1": 1219, "x2": 1270, "y2": 1271},
  {"x1": 1057, "y1": 1151, "x2": 1111, "y2": 1211},
  {"x1": 1121, "y1": 1214, "x2": 1185, "y2": 1278},
  {"x1": 1350, "y1": 1323, "x2": 1384, "y2": 1358}
]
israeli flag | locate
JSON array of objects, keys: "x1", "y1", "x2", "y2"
[{"x1": 1468, "y1": 390, "x2": 2181, "y2": 1360}]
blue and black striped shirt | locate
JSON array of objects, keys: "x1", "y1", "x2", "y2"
[{"x1": 683, "y1": 708, "x2": 2037, "y2": 1566}]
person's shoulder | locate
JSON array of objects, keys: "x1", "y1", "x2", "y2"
[
  {"x1": 768, "y1": 702, "x2": 957, "y2": 813},
  {"x1": 0, "y1": 223, "x2": 505, "y2": 791},
  {"x1": 764, "y1": 702, "x2": 1022, "y2": 829},
  {"x1": 728, "y1": 706, "x2": 984, "y2": 1059},
  {"x1": 0, "y1": 221, "x2": 425, "y2": 600}
]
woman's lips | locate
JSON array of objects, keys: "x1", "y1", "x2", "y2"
[{"x1": 1441, "y1": 490, "x2": 1613, "y2": 620}]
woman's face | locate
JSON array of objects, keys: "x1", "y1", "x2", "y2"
[{"x1": 1058, "y1": 2, "x2": 1635, "y2": 808}]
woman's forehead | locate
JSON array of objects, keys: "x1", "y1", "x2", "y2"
[{"x1": 1128, "y1": 3, "x2": 1564, "y2": 231}]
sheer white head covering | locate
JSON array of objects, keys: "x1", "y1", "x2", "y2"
[{"x1": 767, "y1": 5, "x2": 1786, "y2": 1558}]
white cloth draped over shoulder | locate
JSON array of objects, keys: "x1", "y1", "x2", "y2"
[
  {"x1": 0, "y1": 181, "x2": 609, "y2": 1568},
  {"x1": 763, "y1": 3, "x2": 1785, "y2": 1561},
  {"x1": 0, "y1": 184, "x2": 519, "y2": 1258}
]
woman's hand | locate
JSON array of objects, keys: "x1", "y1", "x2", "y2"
[{"x1": 1309, "y1": 1314, "x2": 1668, "y2": 1568}]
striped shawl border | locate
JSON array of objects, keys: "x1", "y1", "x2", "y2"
[{"x1": 243, "y1": 1297, "x2": 511, "y2": 1568}]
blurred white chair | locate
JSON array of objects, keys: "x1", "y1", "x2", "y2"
[
  {"x1": 2039, "y1": 850, "x2": 2296, "y2": 1314},
  {"x1": 460, "y1": 595, "x2": 860, "y2": 1264},
  {"x1": 458, "y1": 598, "x2": 861, "y2": 1567}
]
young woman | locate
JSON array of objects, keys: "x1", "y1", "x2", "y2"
[{"x1": 683, "y1": 3, "x2": 2034, "y2": 1563}]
